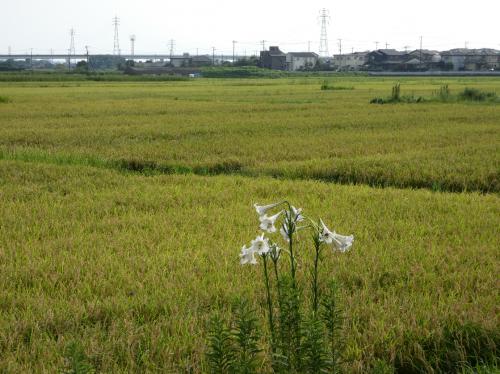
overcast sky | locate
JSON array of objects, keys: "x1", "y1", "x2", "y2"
[{"x1": 2, "y1": 0, "x2": 499, "y2": 55}]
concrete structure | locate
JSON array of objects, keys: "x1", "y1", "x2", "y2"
[
  {"x1": 260, "y1": 46, "x2": 287, "y2": 70},
  {"x1": 286, "y1": 52, "x2": 319, "y2": 71},
  {"x1": 170, "y1": 53, "x2": 212, "y2": 67},
  {"x1": 333, "y1": 52, "x2": 369, "y2": 71}
]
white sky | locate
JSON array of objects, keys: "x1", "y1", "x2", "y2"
[{"x1": 2, "y1": 0, "x2": 499, "y2": 55}]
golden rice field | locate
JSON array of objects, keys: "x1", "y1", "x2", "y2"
[{"x1": 0, "y1": 76, "x2": 499, "y2": 373}]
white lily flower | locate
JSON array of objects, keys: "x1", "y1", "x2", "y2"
[
  {"x1": 319, "y1": 219, "x2": 335, "y2": 244},
  {"x1": 250, "y1": 233, "x2": 271, "y2": 255},
  {"x1": 280, "y1": 225, "x2": 290, "y2": 242},
  {"x1": 259, "y1": 211, "x2": 282, "y2": 233},
  {"x1": 331, "y1": 232, "x2": 354, "y2": 252},
  {"x1": 239, "y1": 245, "x2": 257, "y2": 265},
  {"x1": 254, "y1": 202, "x2": 282, "y2": 217},
  {"x1": 319, "y1": 219, "x2": 354, "y2": 252},
  {"x1": 269, "y1": 244, "x2": 281, "y2": 262},
  {"x1": 285, "y1": 205, "x2": 304, "y2": 223}
]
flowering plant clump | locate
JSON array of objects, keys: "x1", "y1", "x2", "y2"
[{"x1": 207, "y1": 201, "x2": 354, "y2": 373}]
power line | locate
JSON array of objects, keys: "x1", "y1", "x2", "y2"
[
  {"x1": 260, "y1": 40, "x2": 267, "y2": 51},
  {"x1": 113, "y1": 16, "x2": 120, "y2": 55},
  {"x1": 318, "y1": 8, "x2": 330, "y2": 57}
]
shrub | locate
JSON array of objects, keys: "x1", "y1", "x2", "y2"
[
  {"x1": 0, "y1": 95, "x2": 10, "y2": 103},
  {"x1": 459, "y1": 88, "x2": 497, "y2": 102},
  {"x1": 371, "y1": 84, "x2": 424, "y2": 104},
  {"x1": 321, "y1": 80, "x2": 354, "y2": 90}
]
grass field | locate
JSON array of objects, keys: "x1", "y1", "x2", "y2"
[{"x1": 0, "y1": 76, "x2": 499, "y2": 372}]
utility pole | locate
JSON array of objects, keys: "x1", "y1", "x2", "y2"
[
  {"x1": 50, "y1": 49, "x2": 53, "y2": 64},
  {"x1": 113, "y1": 16, "x2": 120, "y2": 55},
  {"x1": 465, "y1": 41, "x2": 469, "y2": 49},
  {"x1": 196, "y1": 48, "x2": 199, "y2": 56},
  {"x1": 130, "y1": 35, "x2": 136, "y2": 57},
  {"x1": 30, "y1": 48, "x2": 33, "y2": 71},
  {"x1": 85, "y1": 45, "x2": 90, "y2": 73},
  {"x1": 375, "y1": 41, "x2": 379, "y2": 50},
  {"x1": 337, "y1": 39, "x2": 342, "y2": 70},
  {"x1": 67, "y1": 49, "x2": 71, "y2": 72},
  {"x1": 260, "y1": 40, "x2": 266, "y2": 51},
  {"x1": 419, "y1": 36, "x2": 423, "y2": 70},
  {"x1": 212, "y1": 46, "x2": 216, "y2": 65},
  {"x1": 385, "y1": 42, "x2": 389, "y2": 49},
  {"x1": 8, "y1": 46, "x2": 11, "y2": 56},
  {"x1": 318, "y1": 8, "x2": 330, "y2": 57},
  {"x1": 232, "y1": 40, "x2": 237, "y2": 64},
  {"x1": 307, "y1": 41, "x2": 311, "y2": 52},
  {"x1": 169, "y1": 39, "x2": 175, "y2": 60},
  {"x1": 69, "y1": 28, "x2": 76, "y2": 68},
  {"x1": 404, "y1": 45, "x2": 410, "y2": 53}
]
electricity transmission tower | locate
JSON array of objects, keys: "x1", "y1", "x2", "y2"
[
  {"x1": 318, "y1": 8, "x2": 330, "y2": 57},
  {"x1": 130, "y1": 35, "x2": 136, "y2": 57},
  {"x1": 113, "y1": 16, "x2": 120, "y2": 55}
]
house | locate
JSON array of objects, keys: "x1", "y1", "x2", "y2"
[
  {"x1": 366, "y1": 49, "x2": 408, "y2": 71},
  {"x1": 286, "y1": 52, "x2": 319, "y2": 71},
  {"x1": 260, "y1": 46, "x2": 287, "y2": 70},
  {"x1": 332, "y1": 52, "x2": 369, "y2": 71},
  {"x1": 441, "y1": 49, "x2": 500, "y2": 71}
]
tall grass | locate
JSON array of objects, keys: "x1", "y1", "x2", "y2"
[{"x1": 0, "y1": 161, "x2": 498, "y2": 372}]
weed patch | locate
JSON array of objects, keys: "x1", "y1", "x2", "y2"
[{"x1": 321, "y1": 80, "x2": 354, "y2": 90}]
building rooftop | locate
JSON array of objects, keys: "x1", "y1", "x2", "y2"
[
  {"x1": 375, "y1": 49, "x2": 406, "y2": 56},
  {"x1": 288, "y1": 52, "x2": 319, "y2": 58}
]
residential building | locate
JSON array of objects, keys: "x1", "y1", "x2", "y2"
[
  {"x1": 332, "y1": 52, "x2": 369, "y2": 71},
  {"x1": 366, "y1": 49, "x2": 408, "y2": 71},
  {"x1": 260, "y1": 46, "x2": 287, "y2": 70},
  {"x1": 286, "y1": 52, "x2": 319, "y2": 71},
  {"x1": 441, "y1": 49, "x2": 500, "y2": 71}
]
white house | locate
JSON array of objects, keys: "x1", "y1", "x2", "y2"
[{"x1": 286, "y1": 52, "x2": 319, "y2": 71}]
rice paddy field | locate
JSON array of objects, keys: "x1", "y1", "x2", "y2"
[{"x1": 0, "y1": 76, "x2": 499, "y2": 373}]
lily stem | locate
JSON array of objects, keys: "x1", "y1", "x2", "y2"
[{"x1": 262, "y1": 255, "x2": 276, "y2": 354}]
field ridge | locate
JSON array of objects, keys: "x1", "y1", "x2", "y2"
[{"x1": 2, "y1": 148, "x2": 498, "y2": 194}]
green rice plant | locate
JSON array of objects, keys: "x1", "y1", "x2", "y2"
[
  {"x1": 0, "y1": 95, "x2": 10, "y2": 103},
  {"x1": 63, "y1": 341, "x2": 94, "y2": 374}
]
